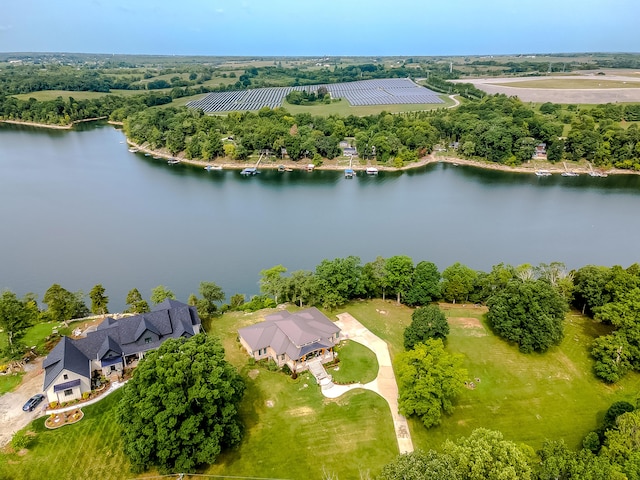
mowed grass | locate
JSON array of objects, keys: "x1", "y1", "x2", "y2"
[
  {"x1": 0, "y1": 390, "x2": 134, "y2": 480},
  {"x1": 342, "y1": 301, "x2": 640, "y2": 452},
  {"x1": 329, "y1": 340, "x2": 379, "y2": 384},
  {"x1": 0, "y1": 372, "x2": 24, "y2": 394},
  {"x1": 12, "y1": 89, "x2": 147, "y2": 101},
  {"x1": 1, "y1": 321, "x2": 71, "y2": 363},
  {"x1": 495, "y1": 78, "x2": 640, "y2": 89}
]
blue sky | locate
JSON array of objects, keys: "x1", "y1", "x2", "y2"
[{"x1": 1, "y1": 0, "x2": 638, "y2": 56}]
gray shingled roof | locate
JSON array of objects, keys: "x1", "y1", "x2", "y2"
[
  {"x1": 43, "y1": 336, "x2": 91, "y2": 391},
  {"x1": 43, "y1": 300, "x2": 202, "y2": 391},
  {"x1": 238, "y1": 308, "x2": 340, "y2": 361}
]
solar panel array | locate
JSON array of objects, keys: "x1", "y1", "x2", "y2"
[{"x1": 187, "y1": 78, "x2": 444, "y2": 112}]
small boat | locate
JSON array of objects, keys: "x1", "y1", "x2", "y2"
[
  {"x1": 589, "y1": 171, "x2": 608, "y2": 178},
  {"x1": 307, "y1": 164, "x2": 315, "y2": 171},
  {"x1": 344, "y1": 168, "x2": 354, "y2": 178},
  {"x1": 535, "y1": 170, "x2": 552, "y2": 177},
  {"x1": 278, "y1": 165, "x2": 286, "y2": 172},
  {"x1": 205, "y1": 165, "x2": 222, "y2": 171},
  {"x1": 561, "y1": 171, "x2": 579, "y2": 177},
  {"x1": 366, "y1": 167, "x2": 379, "y2": 175},
  {"x1": 144, "y1": 153, "x2": 151, "y2": 157},
  {"x1": 152, "y1": 156, "x2": 161, "y2": 160},
  {"x1": 167, "y1": 158, "x2": 180, "y2": 165},
  {"x1": 284, "y1": 167, "x2": 293, "y2": 172},
  {"x1": 128, "y1": 148, "x2": 138, "y2": 153},
  {"x1": 240, "y1": 167, "x2": 259, "y2": 176}
]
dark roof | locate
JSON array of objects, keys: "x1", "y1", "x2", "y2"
[
  {"x1": 238, "y1": 307, "x2": 340, "y2": 361},
  {"x1": 44, "y1": 300, "x2": 201, "y2": 390},
  {"x1": 43, "y1": 337, "x2": 91, "y2": 391}
]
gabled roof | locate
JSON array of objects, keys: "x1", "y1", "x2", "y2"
[
  {"x1": 238, "y1": 308, "x2": 340, "y2": 361},
  {"x1": 43, "y1": 336, "x2": 91, "y2": 391},
  {"x1": 43, "y1": 300, "x2": 202, "y2": 391}
]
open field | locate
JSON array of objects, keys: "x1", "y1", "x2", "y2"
[
  {"x1": 458, "y1": 75, "x2": 640, "y2": 104},
  {"x1": 329, "y1": 340, "x2": 379, "y2": 384},
  {"x1": 12, "y1": 89, "x2": 147, "y2": 101}
]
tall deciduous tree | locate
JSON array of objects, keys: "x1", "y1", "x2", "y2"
[
  {"x1": 441, "y1": 262, "x2": 477, "y2": 303},
  {"x1": 404, "y1": 305, "x2": 449, "y2": 350},
  {"x1": 444, "y1": 428, "x2": 532, "y2": 480},
  {"x1": 0, "y1": 291, "x2": 37, "y2": 356},
  {"x1": 42, "y1": 284, "x2": 88, "y2": 322},
  {"x1": 386, "y1": 255, "x2": 414, "y2": 304},
  {"x1": 150, "y1": 285, "x2": 176, "y2": 305},
  {"x1": 197, "y1": 281, "x2": 225, "y2": 317},
  {"x1": 89, "y1": 284, "x2": 109, "y2": 315},
  {"x1": 362, "y1": 256, "x2": 389, "y2": 300},
  {"x1": 379, "y1": 450, "x2": 459, "y2": 480},
  {"x1": 125, "y1": 288, "x2": 150, "y2": 314},
  {"x1": 405, "y1": 261, "x2": 441, "y2": 307},
  {"x1": 487, "y1": 279, "x2": 568, "y2": 353},
  {"x1": 314, "y1": 256, "x2": 362, "y2": 309},
  {"x1": 117, "y1": 334, "x2": 245, "y2": 473},
  {"x1": 395, "y1": 338, "x2": 466, "y2": 428},
  {"x1": 259, "y1": 265, "x2": 287, "y2": 304}
]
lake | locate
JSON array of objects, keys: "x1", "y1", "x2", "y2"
[{"x1": 2, "y1": 122, "x2": 640, "y2": 311}]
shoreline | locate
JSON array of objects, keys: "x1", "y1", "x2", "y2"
[
  {"x1": 127, "y1": 139, "x2": 639, "y2": 177},
  {"x1": 3, "y1": 118, "x2": 637, "y2": 176},
  {"x1": 0, "y1": 116, "x2": 108, "y2": 130}
]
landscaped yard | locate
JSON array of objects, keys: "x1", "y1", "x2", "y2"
[
  {"x1": 0, "y1": 390, "x2": 134, "y2": 480},
  {"x1": 3, "y1": 299, "x2": 638, "y2": 479},
  {"x1": 329, "y1": 340, "x2": 379, "y2": 385}
]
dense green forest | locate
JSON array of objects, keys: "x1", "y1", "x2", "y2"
[{"x1": 3, "y1": 58, "x2": 640, "y2": 169}]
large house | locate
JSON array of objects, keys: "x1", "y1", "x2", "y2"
[
  {"x1": 43, "y1": 299, "x2": 201, "y2": 404},
  {"x1": 238, "y1": 308, "x2": 341, "y2": 372}
]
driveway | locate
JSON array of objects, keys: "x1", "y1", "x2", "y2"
[
  {"x1": 327, "y1": 313, "x2": 414, "y2": 454},
  {"x1": 0, "y1": 358, "x2": 46, "y2": 446}
]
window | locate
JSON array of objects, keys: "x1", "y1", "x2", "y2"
[
  {"x1": 63, "y1": 374, "x2": 68, "y2": 380},
  {"x1": 64, "y1": 389, "x2": 73, "y2": 397},
  {"x1": 110, "y1": 365, "x2": 116, "y2": 372},
  {"x1": 145, "y1": 337, "x2": 151, "y2": 344}
]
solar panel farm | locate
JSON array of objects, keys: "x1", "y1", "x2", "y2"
[{"x1": 186, "y1": 78, "x2": 444, "y2": 113}]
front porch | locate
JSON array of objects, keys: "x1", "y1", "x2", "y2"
[{"x1": 290, "y1": 349, "x2": 336, "y2": 373}]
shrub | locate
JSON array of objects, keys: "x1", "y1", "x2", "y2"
[{"x1": 11, "y1": 431, "x2": 31, "y2": 451}]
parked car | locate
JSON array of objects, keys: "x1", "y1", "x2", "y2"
[{"x1": 22, "y1": 394, "x2": 45, "y2": 412}]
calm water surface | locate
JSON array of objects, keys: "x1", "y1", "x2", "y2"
[{"x1": 1, "y1": 123, "x2": 639, "y2": 310}]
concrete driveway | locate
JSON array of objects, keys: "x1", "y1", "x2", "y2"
[
  {"x1": 0, "y1": 358, "x2": 46, "y2": 446},
  {"x1": 329, "y1": 313, "x2": 414, "y2": 454}
]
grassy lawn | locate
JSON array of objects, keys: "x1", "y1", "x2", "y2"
[
  {"x1": 329, "y1": 340, "x2": 379, "y2": 384},
  {"x1": 0, "y1": 390, "x2": 134, "y2": 480},
  {"x1": 4, "y1": 300, "x2": 636, "y2": 478},
  {"x1": 1, "y1": 321, "x2": 72, "y2": 363},
  {"x1": 12, "y1": 89, "x2": 144, "y2": 101},
  {"x1": 0, "y1": 372, "x2": 24, "y2": 394},
  {"x1": 495, "y1": 79, "x2": 640, "y2": 89}
]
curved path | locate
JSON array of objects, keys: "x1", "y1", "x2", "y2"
[{"x1": 323, "y1": 313, "x2": 413, "y2": 454}]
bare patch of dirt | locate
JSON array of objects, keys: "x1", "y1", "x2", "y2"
[
  {"x1": 265, "y1": 400, "x2": 274, "y2": 408},
  {"x1": 288, "y1": 406, "x2": 314, "y2": 417},
  {"x1": 247, "y1": 369, "x2": 260, "y2": 379},
  {"x1": 449, "y1": 317, "x2": 487, "y2": 337}
]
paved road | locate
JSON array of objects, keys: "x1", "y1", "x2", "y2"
[
  {"x1": 0, "y1": 358, "x2": 46, "y2": 446},
  {"x1": 325, "y1": 313, "x2": 414, "y2": 454}
]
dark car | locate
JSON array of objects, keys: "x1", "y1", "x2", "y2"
[{"x1": 22, "y1": 394, "x2": 45, "y2": 412}]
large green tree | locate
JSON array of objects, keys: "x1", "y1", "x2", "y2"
[
  {"x1": 42, "y1": 284, "x2": 89, "y2": 322},
  {"x1": 314, "y1": 256, "x2": 362, "y2": 309},
  {"x1": 441, "y1": 262, "x2": 477, "y2": 303},
  {"x1": 404, "y1": 305, "x2": 449, "y2": 350},
  {"x1": 444, "y1": 428, "x2": 532, "y2": 480},
  {"x1": 487, "y1": 279, "x2": 568, "y2": 353},
  {"x1": 395, "y1": 338, "x2": 466, "y2": 428},
  {"x1": 150, "y1": 285, "x2": 176, "y2": 305},
  {"x1": 378, "y1": 450, "x2": 459, "y2": 480},
  {"x1": 386, "y1": 255, "x2": 414, "y2": 304},
  {"x1": 0, "y1": 291, "x2": 38, "y2": 356},
  {"x1": 89, "y1": 284, "x2": 109, "y2": 315},
  {"x1": 259, "y1": 265, "x2": 287, "y2": 304},
  {"x1": 125, "y1": 288, "x2": 150, "y2": 314},
  {"x1": 117, "y1": 334, "x2": 245, "y2": 473},
  {"x1": 197, "y1": 281, "x2": 225, "y2": 317},
  {"x1": 405, "y1": 261, "x2": 441, "y2": 307}
]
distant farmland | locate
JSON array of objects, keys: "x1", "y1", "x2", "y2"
[{"x1": 186, "y1": 78, "x2": 444, "y2": 113}]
